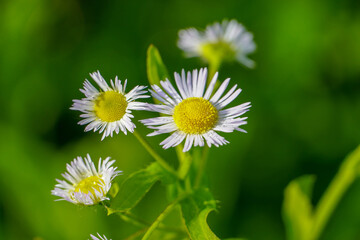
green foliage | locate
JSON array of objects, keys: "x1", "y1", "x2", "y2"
[
  {"x1": 147, "y1": 44, "x2": 169, "y2": 87},
  {"x1": 110, "y1": 163, "x2": 164, "y2": 212},
  {"x1": 223, "y1": 239, "x2": 248, "y2": 240},
  {"x1": 180, "y1": 187, "x2": 219, "y2": 240},
  {"x1": 283, "y1": 175, "x2": 315, "y2": 240}
]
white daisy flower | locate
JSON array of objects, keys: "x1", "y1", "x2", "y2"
[
  {"x1": 51, "y1": 154, "x2": 121, "y2": 205},
  {"x1": 71, "y1": 71, "x2": 149, "y2": 140},
  {"x1": 178, "y1": 19, "x2": 256, "y2": 68},
  {"x1": 89, "y1": 233, "x2": 111, "y2": 240},
  {"x1": 140, "y1": 68, "x2": 251, "y2": 152}
]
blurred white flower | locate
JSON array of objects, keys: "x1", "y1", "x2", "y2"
[
  {"x1": 89, "y1": 233, "x2": 111, "y2": 240},
  {"x1": 140, "y1": 68, "x2": 251, "y2": 152},
  {"x1": 178, "y1": 19, "x2": 256, "y2": 68},
  {"x1": 52, "y1": 154, "x2": 121, "y2": 205},
  {"x1": 71, "y1": 71, "x2": 149, "y2": 140}
]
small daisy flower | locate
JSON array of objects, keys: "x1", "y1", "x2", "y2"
[
  {"x1": 178, "y1": 19, "x2": 256, "y2": 68},
  {"x1": 140, "y1": 68, "x2": 251, "y2": 152},
  {"x1": 51, "y1": 154, "x2": 121, "y2": 205},
  {"x1": 89, "y1": 233, "x2": 111, "y2": 240},
  {"x1": 71, "y1": 71, "x2": 149, "y2": 140}
]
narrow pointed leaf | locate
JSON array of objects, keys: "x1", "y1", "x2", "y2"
[
  {"x1": 311, "y1": 144, "x2": 360, "y2": 240},
  {"x1": 283, "y1": 175, "x2": 315, "y2": 240},
  {"x1": 147, "y1": 44, "x2": 169, "y2": 87}
]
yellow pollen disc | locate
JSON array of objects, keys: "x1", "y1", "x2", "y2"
[
  {"x1": 94, "y1": 91, "x2": 128, "y2": 122},
  {"x1": 173, "y1": 97, "x2": 218, "y2": 134},
  {"x1": 74, "y1": 175, "x2": 105, "y2": 195}
]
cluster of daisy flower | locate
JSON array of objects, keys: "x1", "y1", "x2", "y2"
[
  {"x1": 51, "y1": 66, "x2": 251, "y2": 201},
  {"x1": 69, "y1": 67, "x2": 250, "y2": 152},
  {"x1": 51, "y1": 19, "x2": 255, "y2": 239}
]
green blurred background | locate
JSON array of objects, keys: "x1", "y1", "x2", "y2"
[{"x1": 1, "y1": 0, "x2": 360, "y2": 239}]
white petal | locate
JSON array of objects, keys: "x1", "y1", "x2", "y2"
[
  {"x1": 183, "y1": 135, "x2": 195, "y2": 152},
  {"x1": 203, "y1": 72, "x2": 219, "y2": 99},
  {"x1": 210, "y1": 78, "x2": 230, "y2": 103}
]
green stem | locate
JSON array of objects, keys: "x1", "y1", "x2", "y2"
[
  {"x1": 124, "y1": 228, "x2": 147, "y2": 240},
  {"x1": 192, "y1": 61, "x2": 221, "y2": 188},
  {"x1": 194, "y1": 146, "x2": 209, "y2": 189},
  {"x1": 133, "y1": 130, "x2": 178, "y2": 178},
  {"x1": 112, "y1": 210, "x2": 184, "y2": 234},
  {"x1": 175, "y1": 144, "x2": 186, "y2": 162},
  {"x1": 191, "y1": 61, "x2": 221, "y2": 189},
  {"x1": 208, "y1": 60, "x2": 221, "y2": 86},
  {"x1": 141, "y1": 194, "x2": 189, "y2": 240},
  {"x1": 116, "y1": 211, "x2": 147, "y2": 228},
  {"x1": 311, "y1": 145, "x2": 360, "y2": 240},
  {"x1": 176, "y1": 145, "x2": 192, "y2": 179}
]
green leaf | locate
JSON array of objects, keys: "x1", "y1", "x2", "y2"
[
  {"x1": 109, "y1": 163, "x2": 164, "y2": 212},
  {"x1": 147, "y1": 44, "x2": 169, "y2": 86},
  {"x1": 310, "y1": 144, "x2": 360, "y2": 240},
  {"x1": 283, "y1": 175, "x2": 315, "y2": 240},
  {"x1": 108, "y1": 182, "x2": 120, "y2": 199},
  {"x1": 180, "y1": 187, "x2": 220, "y2": 240},
  {"x1": 342, "y1": 144, "x2": 360, "y2": 176}
]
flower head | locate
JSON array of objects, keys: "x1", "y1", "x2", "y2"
[
  {"x1": 51, "y1": 154, "x2": 121, "y2": 205},
  {"x1": 89, "y1": 233, "x2": 111, "y2": 240},
  {"x1": 178, "y1": 19, "x2": 256, "y2": 68},
  {"x1": 140, "y1": 68, "x2": 251, "y2": 152},
  {"x1": 71, "y1": 71, "x2": 149, "y2": 140}
]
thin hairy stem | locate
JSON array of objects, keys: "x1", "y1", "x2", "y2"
[
  {"x1": 141, "y1": 194, "x2": 189, "y2": 240},
  {"x1": 208, "y1": 60, "x2": 221, "y2": 86},
  {"x1": 194, "y1": 146, "x2": 209, "y2": 189},
  {"x1": 108, "y1": 209, "x2": 185, "y2": 234},
  {"x1": 133, "y1": 130, "x2": 179, "y2": 178},
  {"x1": 124, "y1": 228, "x2": 147, "y2": 240}
]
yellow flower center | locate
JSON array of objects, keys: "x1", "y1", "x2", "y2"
[
  {"x1": 173, "y1": 97, "x2": 218, "y2": 134},
  {"x1": 74, "y1": 175, "x2": 105, "y2": 196},
  {"x1": 94, "y1": 91, "x2": 128, "y2": 122},
  {"x1": 201, "y1": 41, "x2": 236, "y2": 64}
]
